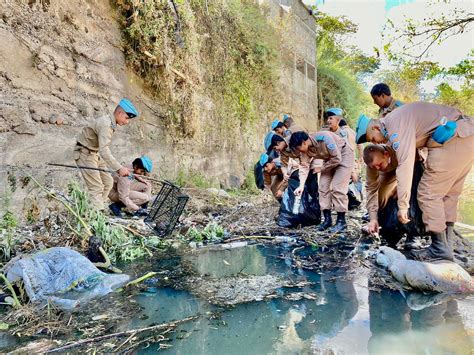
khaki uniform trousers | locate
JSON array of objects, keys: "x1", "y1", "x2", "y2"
[
  {"x1": 319, "y1": 145, "x2": 355, "y2": 212},
  {"x1": 418, "y1": 135, "x2": 474, "y2": 232},
  {"x1": 74, "y1": 146, "x2": 114, "y2": 210},
  {"x1": 109, "y1": 180, "x2": 152, "y2": 212}
]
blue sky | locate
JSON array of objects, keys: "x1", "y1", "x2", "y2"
[{"x1": 384, "y1": 0, "x2": 414, "y2": 11}]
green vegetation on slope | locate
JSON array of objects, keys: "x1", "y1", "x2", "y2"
[{"x1": 114, "y1": 0, "x2": 281, "y2": 138}]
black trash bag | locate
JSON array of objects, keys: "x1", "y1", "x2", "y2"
[
  {"x1": 254, "y1": 161, "x2": 264, "y2": 190},
  {"x1": 278, "y1": 170, "x2": 321, "y2": 228},
  {"x1": 348, "y1": 181, "x2": 363, "y2": 210},
  {"x1": 378, "y1": 161, "x2": 425, "y2": 246}
]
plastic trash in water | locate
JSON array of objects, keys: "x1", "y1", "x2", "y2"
[
  {"x1": 275, "y1": 236, "x2": 297, "y2": 244},
  {"x1": 292, "y1": 195, "x2": 301, "y2": 215}
]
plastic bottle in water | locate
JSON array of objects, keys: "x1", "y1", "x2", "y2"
[{"x1": 292, "y1": 195, "x2": 301, "y2": 215}]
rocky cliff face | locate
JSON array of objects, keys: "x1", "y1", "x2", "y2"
[{"x1": 0, "y1": 0, "x2": 268, "y2": 215}]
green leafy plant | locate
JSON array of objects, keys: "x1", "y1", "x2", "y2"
[
  {"x1": 113, "y1": 0, "x2": 281, "y2": 139},
  {"x1": 67, "y1": 182, "x2": 163, "y2": 263},
  {"x1": 186, "y1": 222, "x2": 225, "y2": 243},
  {"x1": 0, "y1": 211, "x2": 18, "y2": 230},
  {"x1": 0, "y1": 211, "x2": 19, "y2": 262}
]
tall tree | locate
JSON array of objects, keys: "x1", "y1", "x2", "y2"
[
  {"x1": 383, "y1": 2, "x2": 473, "y2": 62},
  {"x1": 315, "y1": 11, "x2": 380, "y2": 125}
]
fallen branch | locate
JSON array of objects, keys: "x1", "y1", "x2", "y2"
[
  {"x1": 124, "y1": 272, "x2": 157, "y2": 288},
  {"x1": 25, "y1": 172, "x2": 92, "y2": 238},
  {"x1": 93, "y1": 247, "x2": 122, "y2": 274},
  {"x1": 47, "y1": 315, "x2": 199, "y2": 353},
  {"x1": 224, "y1": 236, "x2": 274, "y2": 243},
  {"x1": 110, "y1": 221, "x2": 146, "y2": 238}
]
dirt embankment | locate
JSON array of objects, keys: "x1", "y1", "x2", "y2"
[{"x1": 0, "y1": 0, "x2": 264, "y2": 217}]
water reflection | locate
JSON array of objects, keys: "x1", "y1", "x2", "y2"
[
  {"x1": 182, "y1": 245, "x2": 268, "y2": 277},
  {"x1": 368, "y1": 288, "x2": 472, "y2": 355},
  {"x1": 134, "y1": 245, "x2": 472, "y2": 354}
]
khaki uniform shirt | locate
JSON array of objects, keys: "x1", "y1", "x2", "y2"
[
  {"x1": 378, "y1": 98, "x2": 403, "y2": 118},
  {"x1": 380, "y1": 102, "x2": 471, "y2": 212},
  {"x1": 335, "y1": 126, "x2": 356, "y2": 151},
  {"x1": 263, "y1": 164, "x2": 287, "y2": 193},
  {"x1": 365, "y1": 146, "x2": 398, "y2": 220},
  {"x1": 299, "y1": 131, "x2": 346, "y2": 184},
  {"x1": 77, "y1": 114, "x2": 122, "y2": 171},
  {"x1": 280, "y1": 122, "x2": 306, "y2": 173},
  {"x1": 111, "y1": 164, "x2": 151, "y2": 211}
]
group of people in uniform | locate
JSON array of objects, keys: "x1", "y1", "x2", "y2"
[
  {"x1": 74, "y1": 98, "x2": 153, "y2": 218},
  {"x1": 73, "y1": 87, "x2": 472, "y2": 263},
  {"x1": 260, "y1": 83, "x2": 473, "y2": 261},
  {"x1": 260, "y1": 108, "x2": 362, "y2": 233}
]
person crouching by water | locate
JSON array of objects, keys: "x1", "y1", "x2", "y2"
[
  {"x1": 289, "y1": 131, "x2": 354, "y2": 233},
  {"x1": 363, "y1": 144, "x2": 425, "y2": 249},
  {"x1": 109, "y1": 156, "x2": 153, "y2": 218}
]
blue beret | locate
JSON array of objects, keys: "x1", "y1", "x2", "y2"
[
  {"x1": 259, "y1": 153, "x2": 270, "y2": 166},
  {"x1": 118, "y1": 98, "x2": 139, "y2": 118},
  {"x1": 356, "y1": 113, "x2": 371, "y2": 144},
  {"x1": 326, "y1": 107, "x2": 343, "y2": 116},
  {"x1": 282, "y1": 114, "x2": 290, "y2": 123},
  {"x1": 140, "y1": 155, "x2": 153, "y2": 173},
  {"x1": 271, "y1": 119, "x2": 281, "y2": 130},
  {"x1": 264, "y1": 132, "x2": 275, "y2": 151}
]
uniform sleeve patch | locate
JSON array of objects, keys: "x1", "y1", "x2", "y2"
[
  {"x1": 393, "y1": 141, "x2": 400, "y2": 150},
  {"x1": 316, "y1": 135, "x2": 325, "y2": 142},
  {"x1": 327, "y1": 143, "x2": 336, "y2": 150}
]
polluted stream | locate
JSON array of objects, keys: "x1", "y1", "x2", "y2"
[{"x1": 123, "y1": 243, "x2": 473, "y2": 354}]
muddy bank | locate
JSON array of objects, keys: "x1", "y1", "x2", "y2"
[{"x1": 0, "y1": 188, "x2": 472, "y2": 353}]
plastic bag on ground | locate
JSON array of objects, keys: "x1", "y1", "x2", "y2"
[
  {"x1": 278, "y1": 171, "x2": 321, "y2": 228},
  {"x1": 378, "y1": 161, "x2": 425, "y2": 246},
  {"x1": 4, "y1": 247, "x2": 130, "y2": 310}
]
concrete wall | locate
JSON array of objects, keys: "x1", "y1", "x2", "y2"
[
  {"x1": 0, "y1": 0, "x2": 319, "y2": 218},
  {"x1": 263, "y1": 0, "x2": 318, "y2": 131}
]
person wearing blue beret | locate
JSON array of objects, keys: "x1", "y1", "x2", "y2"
[
  {"x1": 259, "y1": 153, "x2": 285, "y2": 200},
  {"x1": 271, "y1": 119, "x2": 286, "y2": 137},
  {"x1": 109, "y1": 156, "x2": 153, "y2": 217},
  {"x1": 74, "y1": 98, "x2": 139, "y2": 210},
  {"x1": 356, "y1": 102, "x2": 473, "y2": 261}
]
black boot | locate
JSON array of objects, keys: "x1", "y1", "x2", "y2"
[
  {"x1": 409, "y1": 230, "x2": 453, "y2": 261},
  {"x1": 446, "y1": 222, "x2": 454, "y2": 248},
  {"x1": 403, "y1": 234, "x2": 419, "y2": 251},
  {"x1": 329, "y1": 212, "x2": 347, "y2": 233},
  {"x1": 109, "y1": 202, "x2": 124, "y2": 218},
  {"x1": 317, "y1": 209, "x2": 333, "y2": 231}
]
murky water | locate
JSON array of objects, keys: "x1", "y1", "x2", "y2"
[{"x1": 131, "y1": 245, "x2": 474, "y2": 354}]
